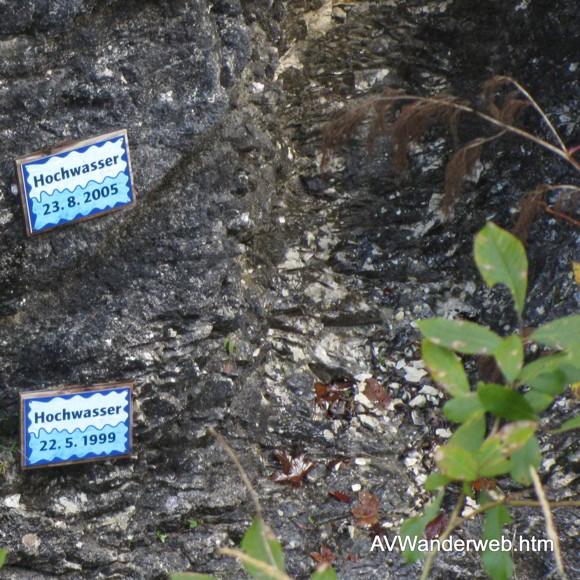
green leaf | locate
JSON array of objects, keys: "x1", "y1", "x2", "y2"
[
  {"x1": 559, "y1": 350, "x2": 580, "y2": 382},
  {"x1": 552, "y1": 415, "x2": 580, "y2": 433},
  {"x1": 0, "y1": 549, "x2": 5, "y2": 568},
  {"x1": 477, "y1": 383, "x2": 538, "y2": 421},
  {"x1": 481, "y1": 501, "x2": 513, "y2": 580},
  {"x1": 510, "y1": 436, "x2": 541, "y2": 485},
  {"x1": 311, "y1": 566, "x2": 337, "y2": 580},
  {"x1": 224, "y1": 337, "x2": 235, "y2": 355},
  {"x1": 156, "y1": 531, "x2": 168, "y2": 543},
  {"x1": 474, "y1": 221, "x2": 527, "y2": 316},
  {"x1": 400, "y1": 490, "x2": 444, "y2": 563},
  {"x1": 493, "y1": 335, "x2": 524, "y2": 383},
  {"x1": 449, "y1": 413, "x2": 485, "y2": 452},
  {"x1": 424, "y1": 472, "x2": 451, "y2": 491},
  {"x1": 241, "y1": 518, "x2": 284, "y2": 580},
  {"x1": 477, "y1": 421, "x2": 536, "y2": 478},
  {"x1": 525, "y1": 370, "x2": 568, "y2": 395},
  {"x1": 517, "y1": 351, "x2": 580, "y2": 395},
  {"x1": 400, "y1": 517, "x2": 427, "y2": 564},
  {"x1": 463, "y1": 480, "x2": 475, "y2": 497},
  {"x1": 171, "y1": 575, "x2": 218, "y2": 580},
  {"x1": 523, "y1": 390, "x2": 553, "y2": 413},
  {"x1": 518, "y1": 353, "x2": 569, "y2": 384},
  {"x1": 417, "y1": 319, "x2": 502, "y2": 355},
  {"x1": 477, "y1": 438, "x2": 513, "y2": 478},
  {"x1": 435, "y1": 444, "x2": 479, "y2": 481},
  {"x1": 443, "y1": 394, "x2": 484, "y2": 423},
  {"x1": 421, "y1": 340, "x2": 469, "y2": 396},
  {"x1": 484, "y1": 421, "x2": 537, "y2": 455},
  {"x1": 530, "y1": 315, "x2": 580, "y2": 349}
]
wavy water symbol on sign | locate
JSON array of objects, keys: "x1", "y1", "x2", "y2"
[
  {"x1": 29, "y1": 172, "x2": 131, "y2": 231},
  {"x1": 24, "y1": 138, "x2": 127, "y2": 202},
  {"x1": 27, "y1": 390, "x2": 129, "y2": 436},
  {"x1": 28, "y1": 423, "x2": 129, "y2": 465}
]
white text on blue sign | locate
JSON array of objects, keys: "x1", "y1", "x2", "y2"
[
  {"x1": 16, "y1": 130, "x2": 134, "y2": 235},
  {"x1": 21, "y1": 384, "x2": 133, "y2": 468}
]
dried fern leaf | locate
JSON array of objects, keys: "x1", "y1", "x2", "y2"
[
  {"x1": 482, "y1": 76, "x2": 514, "y2": 118},
  {"x1": 497, "y1": 90, "x2": 531, "y2": 124},
  {"x1": 321, "y1": 100, "x2": 375, "y2": 169},
  {"x1": 443, "y1": 139, "x2": 485, "y2": 213},
  {"x1": 366, "y1": 88, "x2": 405, "y2": 152},
  {"x1": 391, "y1": 95, "x2": 466, "y2": 174},
  {"x1": 511, "y1": 186, "x2": 548, "y2": 244}
]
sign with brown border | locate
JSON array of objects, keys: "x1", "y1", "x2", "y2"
[
  {"x1": 15, "y1": 129, "x2": 135, "y2": 236},
  {"x1": 20, "y1": 382, "x2": 134, "y2": 469}
]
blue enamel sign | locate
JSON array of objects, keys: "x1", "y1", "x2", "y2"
[
  {"x1": 15, "y1": 129, "x2": 135, "y2": 236},
  {"x1": 20, "y1": 383, "x2": 133, "y2": 469}
]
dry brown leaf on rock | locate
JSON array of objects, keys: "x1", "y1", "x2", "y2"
[
  {"x1": 425, "y1": 513, "x2": 449, "y2": 541},
  {"x1": 472, "y1": 478, "x2": 497, "y2": 492},
  {"x1": 351, "y1": 490, "x2": 380, "y2": 527},
  {"x1": 328, "y1": 490, "x2": 352, "y2": 503},
  {"x1": 270, "y1": 450, "x2": 316, "y2": 488},
  {"x1": 315, "y1": 379, "x2": 356, "y2": 417},
  {"x1": 364, "y1": 378, "x2": 390, "y2": 408},
  {"x1": 315, "y1": 380, "x2": 354, "y2": 407},
  {"x1": 310, "y1": 545, "x2": 336, "y2": 566},
  {"x1": 326, "y1": 456, "x2": 351, "y2": 471}
]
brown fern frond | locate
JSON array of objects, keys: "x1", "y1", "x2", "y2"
[
  {"x1": 321, "y1": 89, "x2": 407, "y2": 169},
  {"x1": 446, "y1": 107, "x2": 463, "y2": 147},
  {"x1": 391, "y1": 95, "x2": 466, "y2": 173},
  {"x1": 511, "y1": 186, "x2": 548, "y2": 244},
  {"x1": 552, "y1": 185, "x2": 580, "y2": 213},
  {"x1": 497, "y1": 90, "x2": 531, "y2": 124},
  {"x1": 321, "y1": 100, "x2": 375, "y2": 169},
  {"x1": 482, "y1": 76, "x2": 514, "y2": 118},
  {"x1": 367, "y1": 87, "x2": 405, "y2": 152},
  {"x1": 443, "y1": 138, "x2": 485, "y2": 214},
  {"x1": 513, "y1": 185, "x2": 580, "y2": 242}
]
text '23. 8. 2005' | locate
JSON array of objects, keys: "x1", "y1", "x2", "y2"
[{"x1": 15, "y1": 129, "x2": 135, "y2": 236}]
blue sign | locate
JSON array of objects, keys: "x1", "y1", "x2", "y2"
[
  {"x1": 20, "y1": 383, "x2": 133, "y2": 469},
  {"x1": 15, "y1": 129, "x2": 135, "y2": 236}
]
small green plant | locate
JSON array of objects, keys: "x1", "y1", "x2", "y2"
[
  {"x1": 0, "y1": 549, "x2": 6, "y2": 568},
  {"x1": 188, "y1": 520, "x2": 198, "y2": 529},
  {"x1": 172, "y1": 429, "x2": 336, "y2": 580},
  {"x1": 0, "y1": 439, "x2": 18, "y2": 476},
  {"x1": 156, "y1": 531, "x2": 168, "y2": 544},
  {"x1": 402, "y1": 222, "x2": 580, "y2": 580},
  {"x1": 224, "y1": 338, "x2": 236, "y2": 356}
]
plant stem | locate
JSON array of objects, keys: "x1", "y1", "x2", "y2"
[
  {"x1": 538, "y1": 202, "x2": 580, "y2": 227},
  {"x1": 530, "y1": 467, "x2": 567, "y2": 579},
  {"x1": 499, "y1": 75, "x2": 568, "y2": 153},
  {"x1": 208, "y1": 427, "x2": 263, "y2": 519},
  {"x1": 507, "y1": 499, "x2": 580, "y2": 508},
  {"x1": 420, "y1": 491, "x2": 465, "y2": 580},
  {"x1": 208, "y1": 428, "x2": 278, "y2": 570},
  {"x1": 417, "y1": 490, "x2": 579, "y2": 580},
  {"x1": 218, "y1": 548, "x2": 293, "y2": 580},
  {"x1": 372, "y1": 95, "x2": 580, "y2": 172}
]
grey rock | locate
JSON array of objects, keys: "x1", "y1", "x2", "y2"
[{"x1": 1, "y1": 0, "x2": 579, "y2": 579}]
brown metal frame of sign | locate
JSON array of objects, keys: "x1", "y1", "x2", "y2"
[
  {"x1": 14, "y1": 129, "x2": 136, "y2": 237},
  {"x1": 20, "y1": 381, "x2": 135, "y2": 470}
]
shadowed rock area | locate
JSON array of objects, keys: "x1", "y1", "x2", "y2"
[{"x1": 0, "y1": 1, "x2": 578, "y2": 579}]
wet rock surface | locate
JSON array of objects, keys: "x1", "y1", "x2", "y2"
[{"x1": 0, "y1": 1, "x2": 578, "y2": 579}]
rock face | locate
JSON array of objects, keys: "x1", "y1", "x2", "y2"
[{"x1": 0, "y1": 1, "x2": 578, "y2": 579}]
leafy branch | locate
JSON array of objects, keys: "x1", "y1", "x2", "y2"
[
  {"x1": 321, "y1": 76, "x2": 579, "y2": 229},
  {"x1": 402, "y1": 222, "x2": 579, "y2": 580}
]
